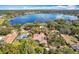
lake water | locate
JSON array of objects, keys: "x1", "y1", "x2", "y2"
[{"x1": 9, "y1": 14, "x2": 78, "y2": 25}]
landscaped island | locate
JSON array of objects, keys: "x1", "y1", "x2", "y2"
[{"x1": 0, "y1": 10, "x2": 79, "y2": 54}]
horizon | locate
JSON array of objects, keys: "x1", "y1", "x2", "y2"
[{"x1": 0, "y1": 5, "x2": 79, "y2": 10}]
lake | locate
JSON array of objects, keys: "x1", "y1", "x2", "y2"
[{"x1": 9, "y1": 14, "x2": 78, "y2": 25}]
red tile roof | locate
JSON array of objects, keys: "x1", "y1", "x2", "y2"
[
  {"x1": 33, "y1": 33, "x2": 47, "y2": 45},
  {"x1": 3, "y1": 31, "x2": 18, "y2": 43}
]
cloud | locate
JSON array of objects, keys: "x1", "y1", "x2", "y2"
[
  {"x1": 53, "y1": 5, "x2": 67, "y2": 9},
  {"x1": 51, "y1": 5, "x2": 79, "y2": 10},
  {"x1": 66, "y1": 5, "x2": 76, "y2": 10},
  {"x1": 52, "y1": 5, "x2": 75, "y2": 10},
  {"x1": 24, "y1": 5, "x2": 79, "y2": 10}
]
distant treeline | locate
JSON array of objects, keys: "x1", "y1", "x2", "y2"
[{"x1": 0, "y1": 10, "x2": 79, "y2": 15}]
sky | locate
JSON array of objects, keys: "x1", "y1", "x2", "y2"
[{"x1": 0, "y1": 5, "x2": 79, "y2": 10}]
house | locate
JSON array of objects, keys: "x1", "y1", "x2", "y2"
[
  {"x1": 3, "y1": 31, "x2": 18, "y2": 43},
  {"x1": 33, "y1": 33, "x2": 47, "y2": 46}
]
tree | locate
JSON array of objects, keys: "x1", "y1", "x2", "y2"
[
  {"x1": 48, "y1": 46, "x2": 75, "y2": 54},
  {"x1": 34, "y1": 47, "x2": 44, "y2": 54},
  {"x1": 48, "y1": 32, "x2": 66, "y2": 47},
  {"x1": 47, "y1": 20, "x2": 56, "y2": 30},
  {"x1": 0, "y1": 27, "x2": 13, "y2": 35}
]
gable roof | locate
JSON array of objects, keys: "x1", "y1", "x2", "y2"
[{"x1": 3, "y1": 31, "x2": 18, "y2": 43}]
